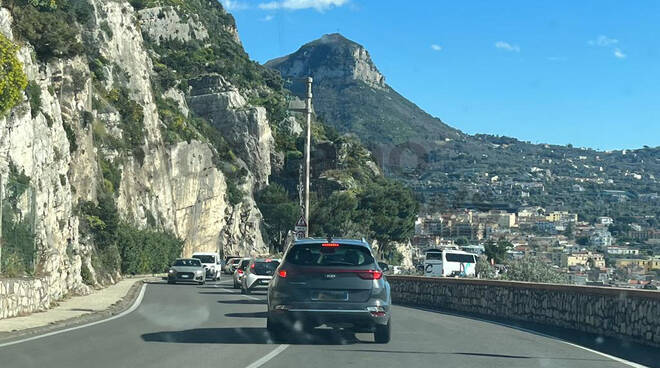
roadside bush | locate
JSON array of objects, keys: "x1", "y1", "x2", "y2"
[
  {"x1": 0, "y1": 33, "x2": 28, "y2": 115},
  {"x1": 117, "y1": 224, "x2": 184, "y2": 274}
]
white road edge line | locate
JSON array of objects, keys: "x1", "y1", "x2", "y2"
[
  {"x1": 412, "y1": 306, "x2": 647, "y2": 368},
  {"x1": 0, "y1": 283, "x2": 148, "y2": 349},
  {"x1": 244, "y1": 344, "x2": 289, "y2": 368}
]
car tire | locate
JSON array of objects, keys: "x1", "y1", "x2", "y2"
[
  {"x1": 374, "y1": 319, "x2": 391, "y2": 343},
  {"x1": 267, "y1": 317, "x2": 286, "y2": 340}
]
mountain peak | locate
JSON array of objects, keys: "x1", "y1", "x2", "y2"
[{"x1": 266, "y1": 33, "x2": 385, "y2": 89}]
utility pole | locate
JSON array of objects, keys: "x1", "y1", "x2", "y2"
[{"x1": 304, "y1": 77, "x2": 312, "y2": 237}]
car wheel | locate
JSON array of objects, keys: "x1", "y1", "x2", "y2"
[
  {"x1": 374, "y1": 319, "x2": 391, "y2": 343},
  {"x1": 267, "y1": 317, "x2": 286, "y2": 340}
]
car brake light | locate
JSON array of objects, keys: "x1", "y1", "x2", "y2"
[
  {"x1": 278, "y1": 270, "x2": 287, "y2": 278},
  {"x1": 322, "y1": 243, "x2": 340, "y2": 247},
  {"x1": 357, "y1": 270, "x2": 383, "y2": 280}
]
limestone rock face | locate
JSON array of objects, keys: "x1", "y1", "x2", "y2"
[
  {"x1": 266, "y1": 33, "x2": 385, "y2": 90},
  {"x1": 0, "y1": 0, "x2": 272, "y2": 318},
  {"x1": 138, "y1": 6, "x2": 209, "y2": 45}
]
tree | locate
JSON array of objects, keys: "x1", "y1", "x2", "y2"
[
  {"x1": 455, "y1": 237, "x2": 468, "y2": 246},
  {"x1": 0, "y1": 33, "x2": 27, "y2": 115},
  {"x1": 256, "y1": 184, "x2": 300, "y2": 252},
  {"x1": 484, "y1": 240, "x2": 510, "y2": 264},
  {"x1": 356, "y1": 179, "x2": 418, "y2": 254},
  {"x1": 564, "y1": 221, "x2": 574, "y2": 240},
  {"x1": 502, "y1": 255, "x2": 568, "y2": 284}
]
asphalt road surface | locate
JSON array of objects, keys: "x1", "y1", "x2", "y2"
[{"x1": 0, "y1": 279, "x2": 652, "y2": 368}]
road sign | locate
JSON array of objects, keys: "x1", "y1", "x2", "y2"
[{"x1": 294, "y1": 216, "x2": 307, "y2": 240}]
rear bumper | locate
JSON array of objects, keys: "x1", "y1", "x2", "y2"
[
  {"x1": 245, "y1": 276, "x2": 272, "y2": 289},
  {"x1": 268, "y1": 308, "x2": 389, "y2": 329}
]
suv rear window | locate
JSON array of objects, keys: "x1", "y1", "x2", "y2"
[
  {"x1": 285, "y1": 244, "x2": 374, "y2": 266},
  {"x1": 253, "y1": 261, "x2": 280, "y2": 275}
]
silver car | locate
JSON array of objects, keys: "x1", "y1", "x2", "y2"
[
  {"x1": 241, "y1": 258, "x2": 280, "y2": 294},
  {"x1": 232, "y1": 258, "x2": 252, "y2": 289},
  {"x1": 167, "y1": 258, "x2": 206, "y2": 285},
  {"x1": 267, "y1": 238, "x2": 391, "y2": 343}
]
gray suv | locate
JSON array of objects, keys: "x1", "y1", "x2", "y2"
[{"x1": 267, "y1": 238, "x2": 391, "y2": 343}]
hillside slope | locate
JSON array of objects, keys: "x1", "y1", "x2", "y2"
[{"x1": 267, "y1": 33, "x2": 659, "y2": 223}]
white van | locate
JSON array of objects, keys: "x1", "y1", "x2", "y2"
[
  {"x1": 423, "y1": 249, "x2": 477, "y2": 277},
  {"x1": 191, "y1": 252, "x2": 221, "y2": 281}
]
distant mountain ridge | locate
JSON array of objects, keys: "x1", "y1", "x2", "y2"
[
  {"x1": 266, "y1": 34, "x2": 659, "y2": 224},
  {"x1": 265, "y1": 33, "x2": 463, "y2": 150}
]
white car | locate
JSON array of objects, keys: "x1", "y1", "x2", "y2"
[
  {"x1": 225, "y1": 258, "x2": 242, "y2": 274},
  {"x1": 232, "y1": 258, "x2": 252, "y2": 289},
  {"x1": 192, "y1": 252, "x2": 221, "y2": 281},
  {"x1": 241, "y1": 258, "x2": 280, "y2": 294}
]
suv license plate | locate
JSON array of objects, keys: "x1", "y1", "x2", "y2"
[{"x1": 312, "y1": 291, "x2": 348, "y2": 301}]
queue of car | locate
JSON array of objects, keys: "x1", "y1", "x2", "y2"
[{"x1": 163, "y1": 237, "x2": 392, "y2": 343}]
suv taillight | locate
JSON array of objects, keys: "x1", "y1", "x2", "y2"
[
  {"x1": 357, "y1": 270, "x2": 383, "y2": 280},
  {"x1": 278, "y1": 270, "x2": 287, "y2": 278}
]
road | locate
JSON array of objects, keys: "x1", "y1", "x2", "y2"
[{"x1": 0, "y1": 278, "x2": 649, "y2": 368}]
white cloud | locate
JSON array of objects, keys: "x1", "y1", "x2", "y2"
[
  {"x1": 494, "y1": 41, "x2": 520, "y2": 52},
  {"x1": 261, "y1": 14, "x2": 275, "y2": 21},
  {"x1": 259, "y1": 0, "x2": 348, "y2": 11},
  {"x1": 589, "y1": 35, "x2": 618, "y2": 47},
  {"x1": 589, "y1": 35, "x2": 627, "y2": 59},
  {"x1": 220, "y1": 0, "x2": 249, "y2": 11},
  {"x1": 430, "y1": 44, "x2": 442, "y2": 51},
  {"x1": 613, "y1": 48, "x2": 626, "y2": 59}
]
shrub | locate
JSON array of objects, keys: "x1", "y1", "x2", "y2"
[
  {"x1": 11, "y1": 3, "x2": 83, "y2": 61},
  {"x1": 62, "y1": 120, "x2": 78, "y2": 152},
  {"x1": 26, "y1": 81, "x2": 41, "y2": 118},
  {"x1": 117, "y1": 224, "x2": 184, "y2": 275},
  {"x1": 0, "y1": 33, "x2": 28, "y2": 115}
]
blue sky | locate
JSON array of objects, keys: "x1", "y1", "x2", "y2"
[{"x1": 222, "y1": 0, "x2": 659, "y2": 150}]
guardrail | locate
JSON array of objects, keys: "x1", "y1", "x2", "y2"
[{"x1": 387, "y1": 275, "x2": 660, "y2": 347}]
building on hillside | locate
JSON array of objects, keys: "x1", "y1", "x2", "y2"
[
  {"x1": 596, "y1": 217, "x2": 613, "y2": 225},
  {"x1": 606, "y1": 246, "x2": 639, "y2": 256},
  {"x1": 590, "y1": 228, "x2": 613, "y2": 248},
  {"x1": 616, "y1": 258, "x2": 660, "y2": 273},
  {"x1": 546, "y1": 211, "x2": 578, "y2": 224},
  {"x1": 561, "y1": 251, "x2": 606, "y2": 269}
]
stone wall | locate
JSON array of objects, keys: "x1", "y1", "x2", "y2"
[
  {"x1": 0, "y1": 277, "x2": 51, "y2": 319},
  {"x1": 388, "y1": 276, "x2": 660, "y2": 347}
]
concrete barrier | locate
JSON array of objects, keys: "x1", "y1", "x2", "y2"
[{"x1": 388, "y1": 276, "x2": 660, "y2": 347}]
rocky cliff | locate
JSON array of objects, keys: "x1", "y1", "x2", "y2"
[{"x1": 0, "y1": 0, "x2": 276, "y2": 304}]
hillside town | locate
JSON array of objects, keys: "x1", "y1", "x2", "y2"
[{"x1": 412, "y1": 208, "x2": 660, "y2": 289}]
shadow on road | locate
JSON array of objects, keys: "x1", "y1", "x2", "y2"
[
  {"x1": 225, "y1": 312, "x2": 268, "y2": 318},
  {"x1": 141, "y1": 327, "x2": 360, "y2": 345},
  {"x1": 326, "y1": 349, "x2": 609, "y2": 362},
  {"x1": 217, "y1": 299, "x2": 266, "y2": 305}
]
